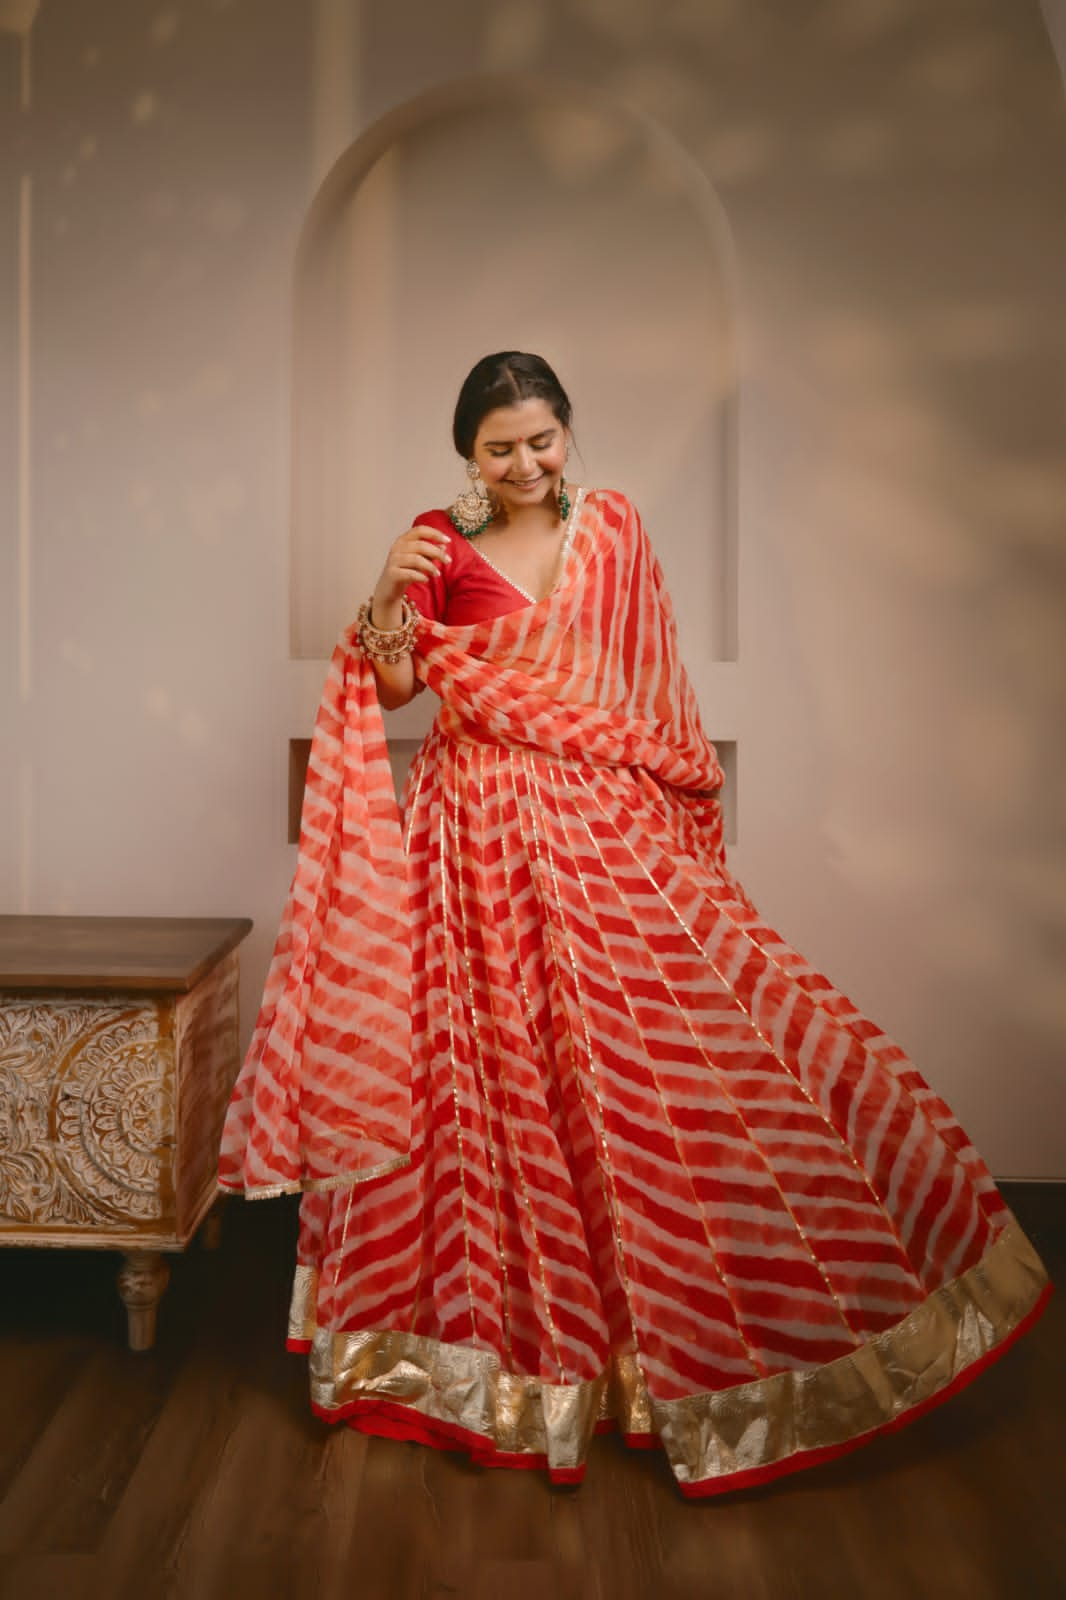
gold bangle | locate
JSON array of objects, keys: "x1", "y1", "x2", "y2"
[{"x1": 355, "y1": 598, "x2": 418, "y2": 663}]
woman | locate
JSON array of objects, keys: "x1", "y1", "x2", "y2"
[{"x1": 220, "y1": 352, "x2": 1050, "y2": 1497}]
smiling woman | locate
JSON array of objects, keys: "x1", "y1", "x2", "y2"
[
  {"x1": 220, "y1": 352, "x2": 1050, "y2": 1499},
  {"x1": 365, "y1": 353, "x2": 579, "y2": 709}
]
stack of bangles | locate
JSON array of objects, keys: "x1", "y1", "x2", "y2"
[{"x1": 355, "y1": 598, "x2": 418, "y2": 663}]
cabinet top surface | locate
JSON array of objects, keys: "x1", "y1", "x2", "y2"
[{"x1": 0, "y1": 916, "x2": 253, "y2": 993}]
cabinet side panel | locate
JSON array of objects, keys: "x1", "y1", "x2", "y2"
[{"x1": 174, "y1": 951, "x2": 242, "y2": 1239}]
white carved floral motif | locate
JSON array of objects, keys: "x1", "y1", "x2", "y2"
[{"x1": 0, "y1": 999, "x2": 174, "y2": 1227}]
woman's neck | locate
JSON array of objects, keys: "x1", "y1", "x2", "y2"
[{"x1": 491, "y1": 495, "x2": 564, "y2": 537}]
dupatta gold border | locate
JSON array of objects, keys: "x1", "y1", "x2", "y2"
[{"x1": 290, "y1": 1218, "x2": 1048, "y2": 1488}]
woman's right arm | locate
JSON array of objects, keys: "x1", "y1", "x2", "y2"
[{"x1": 366, "y1": 524, "x2": 451, "y2": 710}]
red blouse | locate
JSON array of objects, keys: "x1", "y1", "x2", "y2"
[{"x1": 402, "y1": 509, "x2": 536, "y2": 626}]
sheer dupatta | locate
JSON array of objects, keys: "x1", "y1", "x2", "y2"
[
  {"x1": 218, "y1": 638, "x2": 412, "y2": 1198},
  {"x1": 218, "y1": 489, "x2": 724, "y2": 1197}
]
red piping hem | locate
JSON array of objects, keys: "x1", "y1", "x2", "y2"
[{"x1": 311, "y1": 1398, "x2": 586, "y2": 1484}]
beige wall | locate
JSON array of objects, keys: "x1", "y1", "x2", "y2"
[{"x1": 2, "y1": 0, "x2": 1064, "y2": 1177}]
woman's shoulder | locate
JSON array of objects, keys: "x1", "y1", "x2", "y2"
[
  {"x1": 411, "y1": 507, "x2": 461, "y2": 538},
  {"x1": 409, "y1": 509, "x2": 477, "y2": 563}
]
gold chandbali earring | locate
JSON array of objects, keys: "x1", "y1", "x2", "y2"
[{"x1": 449, "y1": 459, "x2": 494, "y2": 537}]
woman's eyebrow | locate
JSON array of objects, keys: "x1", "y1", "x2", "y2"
[{"x1": 483, "y1": 429, "x2": 556, "y2": 447}]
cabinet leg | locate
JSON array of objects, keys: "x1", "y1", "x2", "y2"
[{"x1": 117, "y1": 1250, "x2": 170, "y2": 1352}]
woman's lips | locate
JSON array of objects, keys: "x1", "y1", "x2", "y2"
[{"x1": 508, "y1": 475, "x2": 545, "y2": 490}]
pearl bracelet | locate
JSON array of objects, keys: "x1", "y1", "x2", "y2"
[{"x1": 355, "y1": 598, "x2": 418, "y2": 663}]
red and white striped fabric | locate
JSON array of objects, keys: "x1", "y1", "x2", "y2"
[
  {"x1": 223, "y1": 488, "x2": 1050, "y2": 1495},
  {"x1": 218, "y1": 628, "x2": 412, "y2": 1198}
]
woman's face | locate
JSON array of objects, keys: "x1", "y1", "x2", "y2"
[{"x1": 471, "y1": 397, "x2": 569, "y2": 520}]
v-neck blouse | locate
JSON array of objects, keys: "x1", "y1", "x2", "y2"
[{"x1": 403, "y1": 497, "x2": 582, "y2": 627}]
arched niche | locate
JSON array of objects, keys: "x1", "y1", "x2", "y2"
[{"x1": 290, "y1": 75, "x2": 740, "y2": 669}]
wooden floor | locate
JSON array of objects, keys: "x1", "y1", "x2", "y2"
[{"x1": 0, "y1": 1183, "x2": 1061, "y2": 1600}]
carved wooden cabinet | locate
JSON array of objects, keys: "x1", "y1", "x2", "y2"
[{"x1": 0, "y1": 916, "x2": 252, "y2": 1349}]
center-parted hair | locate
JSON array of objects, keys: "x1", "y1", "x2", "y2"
[{"x1": 453, "y1": 352, "x2": 573, "y2": 458}]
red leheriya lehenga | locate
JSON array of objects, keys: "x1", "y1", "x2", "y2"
[{"x1": 220, "y1": 488, "x2": 1050, "y2": 1497}]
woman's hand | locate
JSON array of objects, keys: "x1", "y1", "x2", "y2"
[
  {"x1": 371, "y1": 525, "x2": 451, "y2": 621},
  {"x1": 365, "y1": 525, "x2": 451, "y2": 712}
]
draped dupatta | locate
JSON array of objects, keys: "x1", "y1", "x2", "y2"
[{"x1": 218, "y1": 489, "x2": 724, "y2": 1197}]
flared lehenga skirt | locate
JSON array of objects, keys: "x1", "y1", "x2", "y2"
[{"x1": 289, "y1": 727, "x2": 1049, "y2": 1496}]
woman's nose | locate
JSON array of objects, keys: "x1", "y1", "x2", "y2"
[{"x1": 512, "y1": 444, "x2": 535, "y2": 475}]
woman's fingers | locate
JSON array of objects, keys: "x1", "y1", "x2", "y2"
[
  {"x1": 373, "y1": 526, "x2": 452, "y2": 607},
  {"x1": 404, "y1": 528, "x2": 451, "y2": 564},
  {"x1": 392, "y1": 550, "x2": 441, "y2": 576},
  {"x1": 393, "y1": 554, "x2": 442, "y2": 581},
  {"x1": 408, "y1": 542, "x2": 451, "y2": 566},
  {"x1": 388, "y1": 542, "x2": 450, "y2": 584}
]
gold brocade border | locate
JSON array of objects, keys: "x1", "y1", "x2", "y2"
[
  {"x1": 288, "y1": 1263, "x2": 317, "y2": 1345},
  {"x1": 653, "y1": 1220, "x2": 1048, "y2": 1486},
  {"x1": 292, "y1": 1221, "x2": 1049, "y2": 1487}
]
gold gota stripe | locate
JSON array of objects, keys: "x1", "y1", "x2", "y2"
[
  {"x1": 444, "y1": 746, "x2": 514, "y2": 1370},
  {"x1": 475, "y1": 750, "x2": 578, "y2": 1381},
  {"x1": 298, "y1": 1221, "x2": 1045, "y2": 1487},
  {"x1": 559, "y1": 772, "x2": 865, "y2": 1345},
  {"x1": 542, "y1": 760, "x2": 778, "y2": 1369},
  {"x1": 510, "y1": 750, "x2": 647, "y2": 1367},
  {"x1": 498, "y1": 750, "x2": 648, "y2": 1377},
  {"x1": 400, "y1": 734, "x2": 433, "y2": 853},
  {"x1": 572, "y1": 767, "x2": 921, "y2": 1272},
  {"x1": 673, "y1": 826, "x2": 986, "y2": 1228},
  {"x1": 470, "y1": 754, "x2": 567, "y2": 1380},
  {"x1": 438, "y1": 746, "x2": 481, "y2": 1342},
  {"x1": 459, "y1": 745, "x2": 517, "y2": 1364}
]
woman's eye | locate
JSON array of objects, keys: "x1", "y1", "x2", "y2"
[{"x1": 487, "y1": 435, "x2": 552, "y2": 457}]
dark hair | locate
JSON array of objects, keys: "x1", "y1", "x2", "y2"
[{"x1": 452, "y1": 351, "x2": 573, "y2": 458}]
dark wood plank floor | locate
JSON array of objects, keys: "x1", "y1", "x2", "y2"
[{"x1": 0, "y1": 1183, "x2": 1061, "y2": 1600}]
